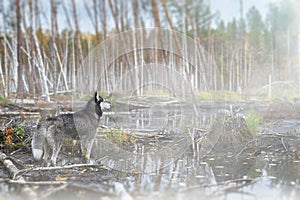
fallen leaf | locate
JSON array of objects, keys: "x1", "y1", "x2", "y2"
[
  {"x1": 55, "y1": 176, "x2": 68, "y2": 181},
  {"x1": 79, "y1": 168, "x2": 87, "y2": 174},
  {"x1": 32, "y1": 185, "x2": 40, "y2": 190},
  {"x1": 290, "y1": 146, "x2": 297, "y2": 153}
]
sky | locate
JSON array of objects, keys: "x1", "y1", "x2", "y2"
[
  {"x1": 210, "y1": 0, "x2": 280, "y2": 22},
  {"x1": 75, "y1": 0, "x2": 282, "y2": 33},
  {"x1": 1, "y1": 0, "x2": 282, "y2": 33}
]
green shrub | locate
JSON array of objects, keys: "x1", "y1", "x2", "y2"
[
  {"x1": 196, "y1": 91, "x2": 243, "y2": 101},
  {"x1": 104, "y1": 129, "x2": 137, "y2": 146},
  {"x1": 0, "y1": 124, "x2": 28, "y2": 148},
  {"x1": 245, "y1": 110, "x2": 262, "y2": 134},
  {"x1": 0, "y1": 95, "x2": 10, "y2": 105}
]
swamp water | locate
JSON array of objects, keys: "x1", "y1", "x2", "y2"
[
  {"x1": 92, "y1": 97, "x2": 300, "y2": 199},
  {"x1": 1, "y1": 99, "x2": 300, "y2": 200}
]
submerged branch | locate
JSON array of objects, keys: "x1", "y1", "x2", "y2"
[{"x1": 180, "y1": 178, "x2": 258, "y2": 194}]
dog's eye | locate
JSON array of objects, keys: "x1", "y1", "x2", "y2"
[{"x1": 96, "y1": 95, "x2": 103, "y2": 103}]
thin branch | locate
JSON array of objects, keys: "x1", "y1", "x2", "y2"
[
  {"x1": 16, "y1": 162, "x2": 107, "y2": 177},
  {"x1": 8, "y1": 179, "x2": 67, "y2": 185}
]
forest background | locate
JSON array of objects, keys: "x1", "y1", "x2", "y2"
[{"x1": 0, "y1": 0, "x2": 298, "y2": 101}]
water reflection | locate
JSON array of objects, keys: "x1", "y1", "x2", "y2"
[
  {"x1": 92, "y1": 103, "x2": 300, "y2": 199},
  {"x1": 123, "y1": 151, "x2": 217, "y2": 193},
  {"x1": 122, "y1": 150, "x2": 300, "y2": 199},
  {"x1": 92, "y1": 96, "x2": 203, "y2": 173}
]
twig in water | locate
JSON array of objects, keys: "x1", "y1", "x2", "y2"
[
  {"x1": 16, "y1": 162, "x2": 107, "y2": 177},
  {"x1": 281, "y1": 137, "x2": 288, "y2": 152},
  {"x1": 180, "y1": 178, "x2": 258, "y2": 193},
  {"x1": 236, "y1": 139, "x2": 257, "y2": 157}
]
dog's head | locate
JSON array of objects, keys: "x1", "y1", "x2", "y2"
[
  {"x1": 94, "y1": 92, "x2": 111, "y2": 112},
  {"x1": 95, "y1": 91, "x2": 103, "y2": 105}
]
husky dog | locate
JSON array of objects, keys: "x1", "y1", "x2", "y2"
[{"x1": 31, "y1": 92, "x2": 110, "y2": 166}]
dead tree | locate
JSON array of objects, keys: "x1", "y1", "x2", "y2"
[
  {"x1": 50, "y1": 0, "x2": 58, "y2": 95},
  {"x1": 108, "y1": 0, "x2": 120, "y2": 33},
  {"x1": 16, "y1": 0, "x2": 23, "y2": 98},
  {"x1": 101, "y1": 0, "x2": 107, "y2": 40},
  {"x1": 71, "y1": 0, "x2": 84, "y2": 70}
]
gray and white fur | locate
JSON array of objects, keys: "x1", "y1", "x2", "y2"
[{"x1": 31, "y1": 92, "x2": 110, "y2": 166}]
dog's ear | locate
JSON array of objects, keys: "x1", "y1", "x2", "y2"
[{"x1": 94, "y1": 92, "x2": 103, "y2": 103}]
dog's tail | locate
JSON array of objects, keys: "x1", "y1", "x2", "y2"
[{"x1": 31, "y1": 124, "x2": 45, "y2": 161}]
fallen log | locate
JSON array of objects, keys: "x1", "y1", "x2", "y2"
[
  {"x1": 0, "y1": 151, "x2": 37, "y2": 199},
  {"x1": 0, "y1": 151, "x2": 20, "y2": 180}
]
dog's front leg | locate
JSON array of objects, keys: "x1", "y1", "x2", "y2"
[
  {"x1": 80, "y1": 139, "x2": 94, "y2": 163},
  {"x1": 41, "y1": 141, "x2": 50, "y2": 166},
  {"x1": 80, "y1": 141, "x2": 88, "y2": 163},
  {"x1": 50, "y1": 143, "x2": 62, "y2": 166},
  {"x1": 85, "y1": 138, "x2": 95, "y2": 163}
]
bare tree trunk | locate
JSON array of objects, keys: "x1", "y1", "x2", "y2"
[
  {"x1": 20, "y1": 3, "x2": 32, "y2": 95},
  {"x1": 238, "y1": 0, "x2": 244, "y2": 93},
  {"x1": 16, "y1": 0, "x2": 23, "y2": 98},
  {"x1": 108, "y1": 0, "x2": 119, "y2": 33},
  {"x1": 33, "y1": 0, "x2": 43, "y2": 95},
  {"x1": 51, "y1": 0, "x2": 58, "y2": 95},
  {"x1": 151, "y1": 0, "x2": 161, "y2": 64},
  {"x1": 93, "y1": 0, "x2": 99, "y2": 42},
  {"x1": 220, "y1": 37, "x2": 224, "y2": 91},
  {"x1": 26, "y1": 0, "x2": 35, "y2": 95},
  {"x1": 184, "y1": 0, "x2": 200, "y2": 43},
  {"x1": 132, "y1": 0, "x2": 139, "y2": 68},
  {"x1": 286, "y1": 28, "x2": 291, "y2": 80},
  {"x1": 133, "y1": 0, "x2": 140, "y2": 29},
  {"x1": 0, "y1": 57, "x2": 4, "y2": 96},
  {"x1": 120, "y1": 0, "x2": 125, "y2": 31},
  {"x1": 71, "y1": 0, "x2": 84, "y2": 69},
  {"x1": 161, "y1": 0, "x2": 174, "y2": 29},
  {"x1": 244, "y1": 30, "x2": 248, "y2": 90},
  {"x1": 72, "y1": 37, "x2": 76, "y2": 94},
  {"x1": 1, "y1": 0, "x2": 7, "y2": 97},
  {"x1": 101, "y1": 0, "x2": 107, "y2": 39},
  {"x1": 33, "y1": 32, "x2": 50, "y2": 101},
  {"x1": 298, "y1": 1, "x2": 300, "y2": 94},
  {"x1": 84, "y1": 0, "x2": 99, "y2": 42},
  {"x1": 151, "y1": 0, "x2": 160, "y2": 27}
]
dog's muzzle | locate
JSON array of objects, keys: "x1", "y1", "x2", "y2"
[{"x1": 100, "y1": 101, "x2": 111, "y2": 110}]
